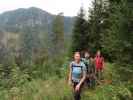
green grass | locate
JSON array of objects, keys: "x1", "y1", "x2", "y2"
[
  {"x1": 0, "y1": 78, "x2": 73, "y2": 100},
  {"x1": 1, "y1": 77, "x2": 74, "y2": 100},
  {"x1": 0, "y1": 63, "x2": 132, "y2": 100},
  {"x1": 81, "y1": 63, "x2": 133, "y2": 100}
]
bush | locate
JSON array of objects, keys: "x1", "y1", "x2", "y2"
[
  {"x1": 82, "y1": 84, "x2": 132, "y2": 100},
  {"x1": 4, "y1": 78, "x2": 73, "y2": 100}
]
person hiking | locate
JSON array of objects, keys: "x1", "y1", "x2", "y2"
[
  {"x1": 87, "y1": 54, "x2": 97, "y2": 88},
  {"x1": 94, "y1": 50, "x2": 105, "y2": 81},
  {"x1": 82, "y1": 51, "x2": 97, "y2": 88},
  {"x1": 68, "y1": 52, "x2": 86, "y2": 100},
  {"x1": 81, "y1": 51, "x2": 90, "y2": 87}
]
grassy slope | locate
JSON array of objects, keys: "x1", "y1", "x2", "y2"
[
  {"x1": 82, "y1": 63, "x2": 133, "y2": 100},
  {"x1": 0, "y1": 63, "x2": 132, "y2": 100}
]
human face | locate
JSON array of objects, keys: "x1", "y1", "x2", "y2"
[
  {"x1": 97, "y1": 51, "x2": 101, "y2": 56},
  {"x1": 85, "y1": 52, "x2": 90, "y2": 58},
  {"x1": 74, "y1": 53, "x2": 81, "y2": 62}
]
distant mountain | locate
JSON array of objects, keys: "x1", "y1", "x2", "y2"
[{"x1": 0, "y1": 7, "x2": 74, "y2": 35}]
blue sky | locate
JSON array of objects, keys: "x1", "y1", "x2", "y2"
[{"x1": 0, "y1": 0, "x2": 93, "y2": 16}]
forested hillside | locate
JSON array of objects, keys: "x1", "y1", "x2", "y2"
[
  {"x1": 0, "y1": 7, "x2": 74, "y2": 34},
  {"x1": 0, "y1": 7, "x2": 74, "y2": 91},
  {"x1": 0, "y1": 7, "x2": 74, "y2": 75}
]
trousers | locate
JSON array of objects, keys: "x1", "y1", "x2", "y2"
[{"x1": 73, "y1": 82, "x2": 81, "y2": 100}]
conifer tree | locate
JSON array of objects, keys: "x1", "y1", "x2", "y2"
[
  {"x1": 71, "y1": 7, "x2": 88, "y2": 53},
  {"x1": 88, "y1": 0, "x2": 107, "y2": 53}
]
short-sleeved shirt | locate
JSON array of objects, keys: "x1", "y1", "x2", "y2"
[
  {"x1": 95, "y1": 56, "x2": 104, "y2": 70},
  {"x1": 70, "y1": 61, "x2": 86, "y2": 83}
]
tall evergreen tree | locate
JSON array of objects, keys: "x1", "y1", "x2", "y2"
[
  {"x1": 102, "y1": 0, "x2": 133, "y2": 64},
  {"x1": 101, "y1": 0, "x2": 133, "y2": 80},
  {"x1": 88, "y1": 0, "x2": 108, "y2": 53},
  {"x1": 71, "y1": 7, "x2": 88, "y2": 53}
]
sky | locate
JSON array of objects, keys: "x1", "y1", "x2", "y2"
[{"x1": 0, "y1": 0, "x2": 93, "y2": 16}]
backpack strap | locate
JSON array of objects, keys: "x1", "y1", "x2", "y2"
[{"x1": 71, "y1": 62, "x2": 83, "y2": 73}]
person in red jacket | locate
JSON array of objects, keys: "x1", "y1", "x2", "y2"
[{"x1": 94, "y1": 50, "x2": 104, "y2": 81}]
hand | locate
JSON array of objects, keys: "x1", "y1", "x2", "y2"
[{"x1": 75, "y1": 84, "x2": 80, "y2": 92}]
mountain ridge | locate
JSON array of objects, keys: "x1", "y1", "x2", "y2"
[{"x1": 0, "y1": 7, "x2": 74, "y2": 34}]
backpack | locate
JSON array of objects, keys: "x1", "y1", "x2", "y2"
[
  {"x1": 71, "y1": 63, "x2": 83, "y2": 72},
  {"x1": 81, "y1": 58, "x2": 89, "y2": 73}
]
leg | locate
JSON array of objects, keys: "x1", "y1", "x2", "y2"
[
  {"x1": 97, "y1": 69, "x2": 101, "y2": 81},
  {"x1": 95, "y1": 69, "x2": 101, "y2": 85},
  {"x1": 73, "y1": 82, "x2": 81, "y2": 100},
  {"x1": 91, "y1": 73, "x2": 96, "y2": 88},
  {"x1": 100, "y1": 68, "x2": 104, "y2": 80},
  {"x1": 96, "y1": 69, "x2": 99, "y2": 80},
  {"x1": 74, "y1": 91, "x2": 81, "y2": 100},
  {"x1": 86, "y1": 74, "x2": 91, "y2": 88}
]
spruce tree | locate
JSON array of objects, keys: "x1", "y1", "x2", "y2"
[
  {"x1": 102, "y1": 0, "x2": 133, "y2": 64},
  {"x1": 88, "y1": 0, "x2": 107, "y2": 53},
  {"x1": 71, "y1": 7, "x2": 88, "y2": 53},
  {"x1": 101, "y1": 0, "x2": 133, "y2": 80}
]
